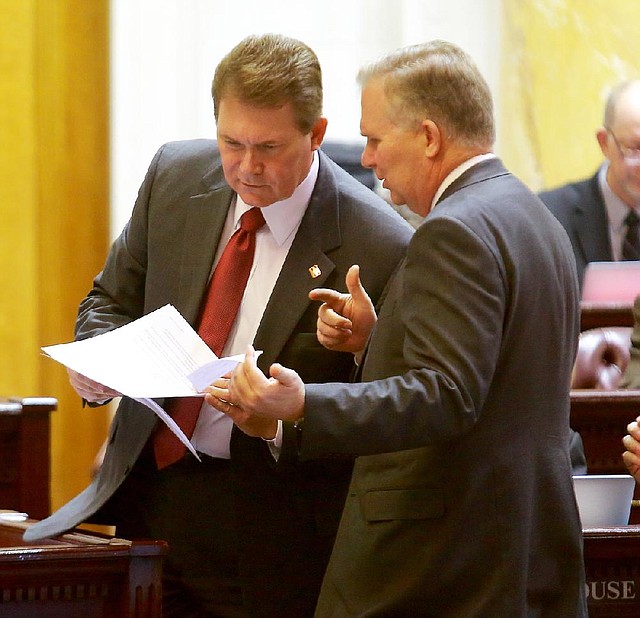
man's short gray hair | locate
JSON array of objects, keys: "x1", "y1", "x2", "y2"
[{"x1": 358, "y1": 40, "x2": 495, "y2": 149}]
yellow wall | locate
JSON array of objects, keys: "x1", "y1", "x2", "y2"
[
  {"x1": 0, "y1": 0, "x2": 110, "y2": 512},
  {"x1": 501, "y1": 0, "x2": 640, "y2": 192}
]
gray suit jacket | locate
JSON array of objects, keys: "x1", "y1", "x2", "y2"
[
  {"x1": 24, "y1": 140, "x2": 413, "y2": 542},
  {"x1": 539, "y1": 169, "x2": 611, "y2": 288},
  {"x1": 302, "y1": 159, "x2": 587, "y2": 616}
]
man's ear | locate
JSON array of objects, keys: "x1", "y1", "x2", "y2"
[
  {"x1": 596, "y1": 127, "x2": 611, "y2": 159},
  {"x1": 310, "y1": 117, "x2": 328, "y2": 150},
  {"x1": 422, "y1": 119, "x2": 442, "y2": 158}
]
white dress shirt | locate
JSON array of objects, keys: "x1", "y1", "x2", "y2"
[{"x1": 191, "y1": 153, "x2": 319, "y2": 458}]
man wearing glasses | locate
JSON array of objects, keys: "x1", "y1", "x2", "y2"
[{"x1": 539, "y1": 80, "x2": 640, "y2": 288}]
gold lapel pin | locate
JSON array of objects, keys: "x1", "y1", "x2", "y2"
[{"x1": 308, "y1": 264, "x2": 322, "y2": 279}]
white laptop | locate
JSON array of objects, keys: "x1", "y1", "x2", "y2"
[
  {"x1": 581, "y1": 261, "x2": 640, "y2": 303},
  {"x1": 572, "y1": 475, "x2": 635, "y2": 527}
]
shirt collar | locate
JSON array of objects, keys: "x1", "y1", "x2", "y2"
[
  {"x1": 599, "y1": 162, "x2": 637, "y2": 232},
  {"x1": 431, "y1": 152, "x2": 496, "y2": 210},
  {"x1": 235, "y1": 151, "x2": 319, "y2": 246}
]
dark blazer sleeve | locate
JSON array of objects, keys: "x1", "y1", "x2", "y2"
[{"x1": 75, "y1": 147, "x2": 163, "y2": 340}]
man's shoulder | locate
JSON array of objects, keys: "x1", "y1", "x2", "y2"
[
  {"x1": 147, "y1": 139, "x2": 223, "y2": 189},
  {"x1": 156, "y1": 138, "x2": 220, "y2": 164},
  {"x1": 538, "y1": 171, "x2": 601, "y2": 212},
  {"x1": 338, "y1": 189, "x2": 414, "y2": 241}
]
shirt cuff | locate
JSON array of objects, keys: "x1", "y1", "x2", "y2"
[{"x1": 262, "y1": 419, "x2": 283, "y2": 461}]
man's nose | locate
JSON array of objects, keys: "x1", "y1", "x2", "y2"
[
  {"x1": 361, "y1": 144, "x2": 374, "y2": 169},
  {"x1": 240, "y1": 149, "x2": 262, "y2": 174}
]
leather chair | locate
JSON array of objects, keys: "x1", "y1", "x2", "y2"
[
  {"x1": 571, "y1": 327, "x2": 633, "y2": 390},
  {"x1": 570, "y1": 327, "x2": 640, "y2": 523},
  {"x1": 320, "y1": 141, "x2": 377, "y2": 190}
]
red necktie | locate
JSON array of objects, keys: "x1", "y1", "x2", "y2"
[{"x1": 153, "y1": 207, "x2": 266, "y2": 469}]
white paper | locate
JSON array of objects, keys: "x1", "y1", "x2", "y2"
[
  {"x1": 42, "y1": 304, "x2": 241, "y2": 398},
  {"x1": 41, "y1": 304, "x2": 253, "y2": 457},
  {"x1": 134, "y1": 397, "x2": 200, "y2": 461},
  {"x1": 187, "y1": 355, "x2": 246, "y2": 391}
]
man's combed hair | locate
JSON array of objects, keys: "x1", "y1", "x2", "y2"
[
  {"x1": 212, "y1": 33, "x2": 323, "y2": 134},
  {"x1": 358, "y1": 40, "x2": 495, "y2": 148}
]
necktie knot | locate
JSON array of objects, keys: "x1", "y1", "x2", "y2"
[{"x1": 240, "y1": 207, "x2": 265, "y2": 233}]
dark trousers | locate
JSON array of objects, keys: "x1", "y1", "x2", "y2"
[
  {"x1": 99, "y1": 444, "x2": 246, "y2": 618},
  {"x1": 231, "y1": 432, "x2": 353, "y2": 618}
]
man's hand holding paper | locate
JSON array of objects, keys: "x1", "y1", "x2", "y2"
[
  {"x1": 67, "y1": 368, "x2": 121, "y2": 404},
  {"x1": 42, "y1": 304, "x2": 245, "y2": 399},
  {"x1": 206, "y1": 345, "x2": 305, "y2": 426},
  {"x1": 42, "y1": 304, "x2": 258, "y2": 459}
]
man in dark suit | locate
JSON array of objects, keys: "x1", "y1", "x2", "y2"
[
  {"x1": 211, "y1": 40, "x2": 587, "y2": 616},
  {"x1": 539, "y1": 79, "x2": 640, "y2": 288},
  {"x1": 23, "y1": 34, "x2": 413, "y2": 618}
]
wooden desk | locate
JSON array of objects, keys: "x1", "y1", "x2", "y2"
[
  {"x1": 0, "y1": 516, "x2": 166, "y2": 617},
  {"x1": 0, "y1": 397, "x2": 56, "y2": 520},
  {"x1": 581, "y1": 302, "x2": 634, "y2": 331},
  {"x1": 584, "y1": 525, "x2": 640, "y2": 616}
]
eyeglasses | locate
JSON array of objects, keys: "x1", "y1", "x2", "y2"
[{"x1": 605, "y1": 127, "x2": 640, "y2": 166}]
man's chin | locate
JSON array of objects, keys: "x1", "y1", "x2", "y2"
[
  {"x1": 236, "y1": 190, "x2": 272, "y2": 208},
  {"x1": 387, "y1": 190, "x2": 404, "y2": 206}
]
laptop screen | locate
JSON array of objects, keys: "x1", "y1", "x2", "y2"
[{"x1": 582, "y1": 261, "x2": 640, "y2": 302}]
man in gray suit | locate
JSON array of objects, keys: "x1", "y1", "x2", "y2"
[
  {"x1": 539, "y1": 80, "x2": 640, "y2": 288},
  {"x1": 210, "y1": 40, "x2": 588, "y2": 616},
  {"x1": 24, "y1": 34, "x2": 412, "y2": 617}
]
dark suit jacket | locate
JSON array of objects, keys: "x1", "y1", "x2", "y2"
[
  {"x1": 24, "y1": 140, "x2": 413, "y2": 612},
  {"x1": 301, "y1": 159, "x2": 587, "y2": 616},
  {"x1": 539, "y1": 169, "x2": 611, "y2": 288}
]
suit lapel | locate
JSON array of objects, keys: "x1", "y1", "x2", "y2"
[
  {"x1": 254, "y1": 152, "x2": 341, "y2": 369},
  {"x1": 175, "y1": 161, "x2": 234, "y2": 325},
  {"x1": 572, "y1": 174, "x2": 612, "y2": 263}
]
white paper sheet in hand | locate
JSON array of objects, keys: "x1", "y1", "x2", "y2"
[
  {"x1": 41, "y1": 304, "x2": 238, "y2": 398},
  {"x1": 41, "y1": 305, "x2": 253, "y2": 462},
  {"x1": 187, "y1": 355, "x2": 246, "y2": 391}
]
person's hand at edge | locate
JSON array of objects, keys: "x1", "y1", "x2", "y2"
[
  {"x1": 310, "y1": 264, "x2": 376, "y2": 354},
  {"x1": 622, "y1": 416, "x2": 640, "y2": 482},
  {"x1": 68, "y1": 368, "x2": 121, "y2": 404}
]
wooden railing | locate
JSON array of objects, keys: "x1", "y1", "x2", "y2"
[
  {"x1": 0, "y1": 515, "x2": 166, "y2": 617},
  {"x1": 0, "y1": 397, "x2": 56, "y2": 520},
  {"x1": 580, "y1": 301, "x2": 634, "y2": 331}
]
